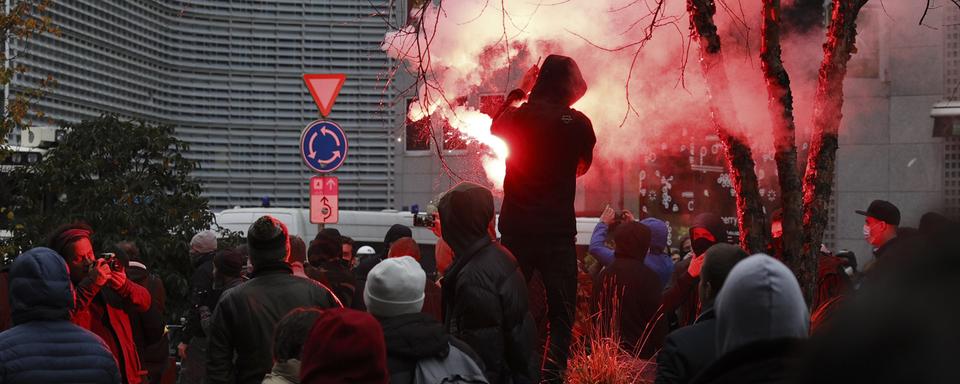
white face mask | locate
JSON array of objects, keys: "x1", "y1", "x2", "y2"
[{"x1": 863, "y1": 224, "x2": 871, "y2": 240}]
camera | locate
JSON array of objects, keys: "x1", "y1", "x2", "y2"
[
  {"x1": 98, "y1": 253, "x2": 123, "y2": 272},
  {"x1": 413, "y1": 212, "x2": 436, "y2": 228}
]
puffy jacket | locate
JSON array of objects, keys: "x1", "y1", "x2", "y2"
[
  {"x1": 492, "y1": 54, "x2": 596, "y2": 239},
  {"x1": 439, "y1": 182, "x2": 538, "y2": 384},
  {"x1": 0, "y1": 247, "x2": 120, "y2": 383},
  {"x1": 206, "y1": 263, "x2": 339, "y2": 384}
]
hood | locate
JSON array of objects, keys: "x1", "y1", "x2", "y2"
[
  {"x1": 438, "y1": 182, "x2": 495, "y2": 256},
  {"x1": 614, "y1": 221, "x2": 651, "y2": 261},
  {"x1": 692, "y1": 213, "x2": 727, "y2": 243},
  {"x1": 528, "y1": 54, "x2": 587, "y2": 106},
  {"x1": 715, "y1": 254, "x2": 809, "y2": 355},
  {"x1": 640, "y1": 217, "x2": 669, "y2": 251},
  {"x1": 379, "y1": 312, "x2": 449, "y2": 360},
  {"x1": 9, "y1": 247, "x2": 75, "y2": 325}
]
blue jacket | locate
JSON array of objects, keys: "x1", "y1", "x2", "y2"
[
  {"x1": 590, "y1": 221, "x2": 674, "y2": 287},
  {"x1": 0, "y1": 247, "x2": 121, "y2": 384}
]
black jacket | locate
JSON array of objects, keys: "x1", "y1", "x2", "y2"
[
  {"x1": 592, "y1": 255, "x2": 666, "y2": 358},
  {"x1": 690, "y1": 338, "x2": 802, "y2": 384},
  {"x1": 0, "y1": 247, "x2": 121, "y2": 384},
  {"x1": 125, "y1": 264, "x2": 167, "y2": 384},
  {"x1": 656, "y1": 309, "x2": 718, "y2": 384},
  {"x1": 379, "y1": 312, "x2": 484, "y2": 384},
  {"x1": 206, "y1": 263, "x2": 339, "y2": 384},
  {"x1": 492, "y1": 54, "x2": 596, "y2": 239},
  {"x1": 183, "y1": 252, "x2": 215, "y2": 342},
  {"x1": 439, "y1": 182, "x2": 538, "y2": 384}
]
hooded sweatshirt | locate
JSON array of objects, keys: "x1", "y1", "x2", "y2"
[
  {"x1": 492, "y1": 54, "x2": 597, "y2": 239},
  {"x1": 0, "y1": 248, "x2": 121, "y2": 383},
  {"x1": 641, "y1": 217, "x2": 676, "y2": 288},
  {"x1": 592, "y1": 222, "x2": 666, "y2": 357},
  {"x1": 714, "y1": 254, "x2": 809, "y2": 355}
]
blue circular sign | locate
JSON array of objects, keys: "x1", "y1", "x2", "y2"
[{"x1": 300, "y1": 120, "x2": 348, "y2": 173}]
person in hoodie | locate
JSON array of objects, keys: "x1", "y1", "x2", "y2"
[
  {"x1": 116, "y1": 242, "x2": 168, "y2": 384},
  {"x1": 690, "y1": 255, "x2": 809, "y2": 384},
  {"x1": 179, "y1": 229, "x2": 219, "y2": 383},
  {"x1": 656, "y1": 244, "x2": 748, "y2": 384},
  {"x1": 366, "y1": 256, "x2": 487, "y2": 384},
  {"x1": 591, "y1": 221, "x2": 668, "y2": 357},
  {"x1": 0, "y1": 247, "x2": 121, "y2": 384},
  {"x1": 262, "y1": 307, "x2": 325, "y2": 384},
  {"x1": 439, "y1": 181, "x2": 538, "y2": 384},
  {"x1": 660, "y1": 213, "x2": 727, "y2": 329},
  {"x1": 491, "y1": 54, "x2": 596, "y2": 381},
  {"x1": 207, "y1": 216, "x2": 339, "y2": 384},
  {"x1": 299, "y1": 308, "x2": 389, "y2": 384},
  {"x1": 47, "y1": 222, "x2": 152, "y2": 384}
]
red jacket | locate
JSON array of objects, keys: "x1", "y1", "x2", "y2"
[{"x1": 72, "y1": 277, "x2": 152, "y2": 384}]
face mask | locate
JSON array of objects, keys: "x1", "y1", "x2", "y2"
[
  {"x1": 692, "y1": 237, "x2": 715, "y2": 256},
  {"x1": 863, "y1": 224, "x2": 871, "y2": 240}
]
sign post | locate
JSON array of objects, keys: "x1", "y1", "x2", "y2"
[
  {"x1": 310, "y1": 176, "x2": 339, "y2": 224},
  {"x1": 301, "y1": 73, "x2": 347, "y2": 225}
]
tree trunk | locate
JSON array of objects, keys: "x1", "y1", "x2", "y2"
[
  {"x1": 760, "y1": 0, "x2": 808, "y2": 303},
  {"x1": 802, "y1": 0, "x2": 869, "y2": 303},
  {"x1": 688, "y1": 0, "x2": 770, "y2": 253}
]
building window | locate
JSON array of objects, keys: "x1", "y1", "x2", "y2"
[
  {"x1": 405, "y1": 99, "x2": 430, "y2": 151},
  {"x1": 442, "y1": 119, "x2": 467, "y2": 150}
]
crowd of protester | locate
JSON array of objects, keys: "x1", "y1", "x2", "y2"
[{"x1": 2, "y1": 53, "x2": 959, "y2": 384}]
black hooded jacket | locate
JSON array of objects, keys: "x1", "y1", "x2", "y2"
[
  {"x1": 591, "y1": 221, "x2": 666, "y2": 357},
  {"x1": 492, "y1": 54, "x2": 596, "y2": 239},
  {"x1": 439, "y1": 182, "x2": 538, "y2": 384}
]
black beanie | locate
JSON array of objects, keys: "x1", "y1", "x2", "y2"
[
  {"x1": 214, "y1": 249, "x2": 244, "y2": 278},
  {"x1": 247, "y1": 216, "x2": 288, "y2": 263}
]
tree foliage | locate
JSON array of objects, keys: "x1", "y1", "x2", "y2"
[
  {"x1": 0, "y1": 0, "x2": 60, "y2": 149},
  {"x1": 1, "y1": 115, "x2": 223, "y2": 318}
]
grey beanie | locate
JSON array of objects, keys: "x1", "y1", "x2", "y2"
[{"x1": 364, "y1": 256, "x2": 425, "y2": 317}]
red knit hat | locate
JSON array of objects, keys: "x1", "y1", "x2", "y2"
[{"x1": 300, "y1": 308, "x2": 388, "y2": 384}]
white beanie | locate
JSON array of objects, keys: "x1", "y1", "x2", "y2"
[
  {"x1": 364, "y1": 256, "x2": 425, "y2": 317},
  {"x1": 357, "y1": 246, "x2": 376, "y2": 256}
]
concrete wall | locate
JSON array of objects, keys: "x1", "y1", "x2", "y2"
[{"x1": 834, "y1": 2, "x2": 945, "y2": 268}]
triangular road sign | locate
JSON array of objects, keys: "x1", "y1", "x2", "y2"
[{"x1": 304, "y1": 74, "x2": 346, "y2": 118}]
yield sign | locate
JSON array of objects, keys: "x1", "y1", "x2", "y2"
[
  {"x1": 303, "y1": 74, "x2": 346, "y2": 118},
  {"x1": 310, "y1": 176, "x2": 339, "y2": 224}
]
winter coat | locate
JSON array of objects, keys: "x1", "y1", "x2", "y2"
[
  {"x1": 305, "y1": 260, "x2": 357, "y2": 308},
  {"x1": 379, "y1": 312, "x2": 485, "y2": 384},
  {"x1": 73, "y1": 265, "x2": 152, "y2": 384},
  {"x1": 262, "y1": 360, "x2": 300, "y2": 384},
  {"x1": 439, "y1": 182, "x2": 538, "y2": 384},
  {"x1": 689, "y1": 338, "x2": 802, "y2": 384},
  {"x1": 0, "y1": 247, "x2": 121, "y2": 384},
  {"x1": 590, "y1": 221, "x2": 666, "y2": 357},
  {"x1": 656, "y1": 308, "x2": 718, "y2": 384},
  {"x1": 183, "y1": 252, "x2": 215, "y2": 342},
  {"x1": 492, "y1": 54, "x2": 596, "y2": 239},
  {"x1": 125, "y1": 262, "x2": 168, "y2": 384},
  {"x1": 0, "y1": 266, "x2": 10, "y2": 333},
  {"x1": 206, "y1": 263, "x2": 339, "y2": 384},
  {"x1": 589, "y1": 221, "x2": 674, "y2": 288}
]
